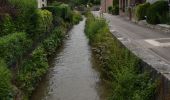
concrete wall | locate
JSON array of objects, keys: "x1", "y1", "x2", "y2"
[
  {"x1": 101, "y1": 0, "x2": 113, "y2": 13},
  {"x1": 37, "y1": 0, "x2": 47, "y2": 8}
]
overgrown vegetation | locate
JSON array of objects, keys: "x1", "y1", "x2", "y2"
[
  {"x1": 0, "y1": 32, "x2": 32, "y2": 65},
  {"x1": 85, "y1": 12, "x2": 157, "y2": 100},
  {"x1": 0, "y1": 0, "x2": 82, "y2": 99},
  {"x1": 135, "y1": 3, "x2": 150, "y2": 21},
  {"x1": 17, "y1": 46, "x2": 48, "y2": 97},
  {"x1": 42, "y1": 26, "x2": 66, "y2": 56},
  {"x1": 0, "y1": 59, "x2": 12, "y2": 99}
]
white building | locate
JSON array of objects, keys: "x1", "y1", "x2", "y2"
[{"x1": 37, "y1": 0, "x2": 47, "y2": 8}]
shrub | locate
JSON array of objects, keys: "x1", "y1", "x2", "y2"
[
  {"x1": 72, "y1": 11, "x2": 82, "y2": 24},
  {"x1": 112, "y1": 5, "x2": 119, "y2": 15},
  {"x1": 113, "y1": 0, "x2": 119, "y2": 6},
  {"x1": 85, "y1": 13, "x2": 156, "y2": 100},
  {"x1": 0, "y1": 32, "x2": 32, "y2": 65},
  {"x1": 85, "y1": 13, "x2": 107, "y2": 42},
  {"x1": 8, "y1": 0, "x2": 37, "y2": 32},
  {"x1": 135, "y1": 3, "x2": 150, "y2": 20},
  {"x1": 43, "y1": 27, "x2": 65, "y2": 56},
  {"x1": 108, "y1": 6, "x2": 113, "y2": 14},
  {"x1": 0, "y1": 59, "x2": 12, "y2": 99},
  {"x1": 0, "y1": 14, "x2": 16, "y2": 37},
  {"x1": 30, "y1": 9, "x2": 53, "y2": 38},
  {"x1": 146, "y1": 1, "x2": 169, "y2": 24},
  {"x1": 17, "y1": 46, "x2": 48, "y2": 97},
  {"x1": 43, "y1": 4, "x2": 72, "y2": 22}
]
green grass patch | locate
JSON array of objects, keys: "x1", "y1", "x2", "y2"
[{"x1": 85, "y1": 13, "x2": 157, "y2": 100}]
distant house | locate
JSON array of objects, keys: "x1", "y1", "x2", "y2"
[
  {"x1": 37, "y1": 0, "x2": 47, "y2": 8},
  {"x1": 101, "y1": 0, "x2": 113, "y2": 13}
]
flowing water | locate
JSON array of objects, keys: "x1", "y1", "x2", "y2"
[{"x1": 31, "y1": 19, "x2": 107, "y2": 100}]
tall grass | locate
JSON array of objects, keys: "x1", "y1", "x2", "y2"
[
  {"x1": 85, "y1": 13, "x2": 157, "y2": 100},
  {"x1": 0, "y1": 59, "x2": 12, "y2": 99}
]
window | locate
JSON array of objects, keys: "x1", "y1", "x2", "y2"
[
  {"x1": 42, "y1": 4, "x2": 45, "y2": 7},
  {"x1": 42, "y1": 0, "x2": 44, "y2": 2}
]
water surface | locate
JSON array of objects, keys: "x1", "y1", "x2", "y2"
[{"x1": 31, "y1": 19, "x2": 106, "y2": 100}]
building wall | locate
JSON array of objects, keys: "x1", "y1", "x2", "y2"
[
  {"x1": 37, "y1": 0, "x2": 47, "y2": 8},
  {"x1": 101, "y1": 0, "x2": 113, "y2": 13}
]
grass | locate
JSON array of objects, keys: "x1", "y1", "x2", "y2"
[{"x1": 85, "y1": 12, "x2": 157, "y2": 100}]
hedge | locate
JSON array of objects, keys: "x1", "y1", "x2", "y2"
[
  {"x1": 135, "y1": 3, "x2": 150, "y2": 21},
  {"x1": 0, "y1": 32, "x2": 32, "y2": 65},
  {"x1": 17, "y1": 46, "x2": 48, "y2": 97},
  {"x1": 0, "y1": 59, "x2": 12, "y2": 99},
  {"x1": 146, "y1": 1, "x2": 169, "y2": 24}
]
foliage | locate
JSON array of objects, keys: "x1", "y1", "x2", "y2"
[
  {"x1": 146, "y1": 0, "x2": 169, "y2": 24},
  {"x1": 108, "y1": 6, "x2": 113, "y2": 14},
  {"x1": 0, "y1": 32, "x2": 32, "y2": 65},
  {"x1": 85, "y1": 13, "x2": 156, "y2": 100},
  {"x1": 135, "y1": 3, "x2": 150, "y2": 21},
  {"x1": 43, "y1": 27, "x2": 65, "y2": 56},
  {"x1": 30, "y1": 9, "x2": 53, "y2": 38},
  {"x1": 8, "y1": 0, "x2": 37, "y2": 32},
  {"x1": 17, "y1": 46, "x2": 48, "y2": 97},
  {"x1": 43, "y1": 4, "x2": 72, "y2": 23},
  {"x1": 113, "y1": 0, "x2": 119, "y2": 6},
  {"x1": 0, "y1": 59, "x2": 12, "y2": 99},
  {"x1": 0, "y1": 14, "x2": 16, "y2": 37},
  {"x1": 112, "y1": 5, "x2": 119, "y2": 15},
  {"x1": 72, "y1": 11, "x2": 83, "y2": 24}
]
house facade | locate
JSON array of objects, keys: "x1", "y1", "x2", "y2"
[
  {"x1": 101, "y1": 0, "x2": 113, "y2": 13},
  {"x1": 37, "y1": 0, "x2": 47, "y2": 8}
]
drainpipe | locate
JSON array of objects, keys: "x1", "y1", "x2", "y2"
[{"x1": 105, "y1": 0, "x2": 107, "y2": 13}]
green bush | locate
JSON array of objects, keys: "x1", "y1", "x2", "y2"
[
  {"x1": 17, "y1": 46, "x2": 48, "y2": 97},
  {"x1": 30, "y1": 9, "x2": 53, "y2": 38},
  {"x1": 108, "y1": 6, "x2": 113, "y2": 14},
  {"x1": 135, "y1": 3, "x2": 150, "y2": 20},
  {"x1": 85, "y1": 13, "x2": 156, "y2": 100},
  {"x1": 43, "y1": 4, "x2": 72, "y2": 22},
  {"x1": 72, "y1": 11, "x2": 83, "y2": 24},
  {"x1": 0, "y1": 14, "x2": 16, "y2": 37},
  {"x1": 43, "y1": 27, "x2": 65, "y2": 56},
  {"x1": 0, "y1": 59, "x2": 12, "y2": 99},
  {"x1": 85, "y1": 13, "x2": 107, "y2": 42},
  {"x1": 146, "y1": 1, "x2": 169, "y2": 24},
  {"x1": 0, "y1": 32, "x2": 32, "y2": 65},
  {"x1": 9, "y1": 0, "x2": 37, "y2": 32},
  {"x1": 112, "y1": 5, "x2": 119, "y2": 15}
]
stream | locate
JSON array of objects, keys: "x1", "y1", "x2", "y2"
[{"x1": 31, "y1": 19, "x2": 107, "y2": 100}]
